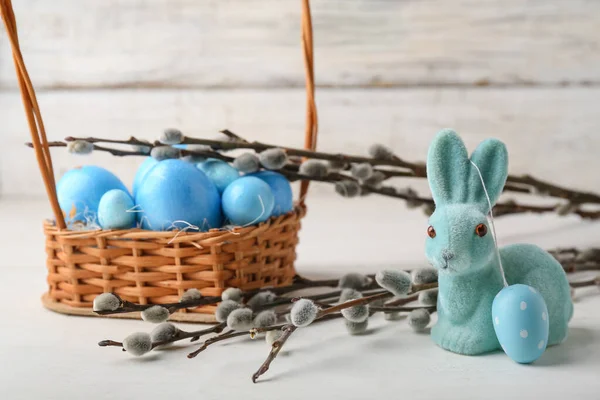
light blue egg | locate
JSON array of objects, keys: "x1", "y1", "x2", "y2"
[
  {"x1": 492, "y1": 284, "x2": 549, "y2": 364},
  {"x1": 132, "y1": 157, "x2": 158, "y2": 197},
  {"x1": 249, "y1": 171, "x2": 293, "y2": 216},
  {"x1": 98, "y1": 189, "x2": 136, "y2": 229},
  {"x1": 196, "y1": 159, "x2": 240, "y2": 194},
  {"x1": 57, "y1": 165, "x2": 128, "y2": 224},
  {"x1": 136, "y1": 159, "x2": 222, "y2": 231},
  {"x1": 221, "y1": 176, "x2": 275, "y2": 226}
]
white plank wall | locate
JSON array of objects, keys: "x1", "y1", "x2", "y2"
[{"x1": 1, "y1": 0, "x2": 599, "y2": 198}]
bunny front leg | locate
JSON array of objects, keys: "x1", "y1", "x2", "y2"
[{"x1": 432, "y1": 300, "x2": 500, "y2": 355}]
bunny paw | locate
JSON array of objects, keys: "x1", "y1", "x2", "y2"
[{"x1": 432, "y1": 322, "x2": 500, "y2": 355}]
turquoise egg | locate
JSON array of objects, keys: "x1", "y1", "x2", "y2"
[
  {"x1": 221, "y1": 176, "x2": 275, "y2": 226},
  {"x1": 249, "y1": 171, "x2": 293, "y2": 216},
  {"x1": 132, "y1": 157, "x2": 158, "y2": 197},
  {"x1": 492, "y1": 284, "x2": 549, "y2": 364},
  {"x1": 57, "y1": 165, "x2": 128, "y2": 224},
  {"x1": 196, "y1": 159, "x2": 240, "y2": 194},
  {"x1": 136, "y1": 159, "x2": 222, "y2": 231},
  {"x1": 98, "y1": 189, "x2": 136, "y2": 229}
]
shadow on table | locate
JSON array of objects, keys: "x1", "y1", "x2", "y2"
[{"x1": 534, "y1": 327, "x2": 597, "y2": 367}]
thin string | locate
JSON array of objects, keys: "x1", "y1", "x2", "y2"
[{"x1": 470, "y1": 160, "x2": 509, "y2": 287}]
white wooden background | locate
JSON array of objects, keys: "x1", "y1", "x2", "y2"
[{"x1": 1, "y1": 0, "x2": 599, "y2": 198}]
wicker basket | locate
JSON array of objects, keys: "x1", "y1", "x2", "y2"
[{"x1": 1, "y1": 0, "x2": 318, "y2": 322}]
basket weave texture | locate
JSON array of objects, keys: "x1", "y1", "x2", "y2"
[
  {"x1": 42, "y1": 205, "x2": 305, "y2": 321},
  {"x1": 1, "y1": 0, "x2": 318, "y2": 322}
]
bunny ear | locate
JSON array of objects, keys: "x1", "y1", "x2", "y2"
[
  {"x1": 426, "y1": 129, "x2": 470, "y2": 206},
  {"x1": 467, "y1": 138, "x2": 508, "y2": 211}
]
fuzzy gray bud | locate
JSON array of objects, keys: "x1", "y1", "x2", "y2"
[
  {"x1": 556, "y1": 203, "x2": 576, "y2": 216},
  {"x1": 345, "y1": 319, "x2": 368, "y2": 335},
  {"x1": 376, "y1": 270, "x2": 412, "y2": 296},
  {"x1": 408, "y1": 308, "x2": 431, "y2": 332},
  {"x1": 233, "y1": 153, "x2": 260, "y2": 173},
  {"x1": 215, "y1": 300, "x2": 242, "y2": 323},
  {"x1": 221, "y1": 287, "x2": 243, "y2": 303},
  {"x1": 141, "y1": 305, "x2": 170, "y2": 324},
  {"x1": 363, "y1": 171, "x2": 386, "y2": 187},
  {"x1": 290, "y1": 299, "x2": 319, "y2": 327},
  {"x1": 123, "y1": 332, "x2": 152, "y2": 356},
  {"x1": 398, "y1": 187, "x2": 420, "y2": 209},
  {"x1": 418, "y1": 289, "x2": 438, "y2": 306},
  {"x1": 351, "y1": 163, "x2": 374, "y2": 181},
  {"x1": 265, "y1": 329, "x2": 283, "y2": 346},
  {"x1": 411, "y1": 267, "x2": 438, "y2": 285},
  {"x1": 180, "y1": 288, "x2": 202, "y2": 303},
  {"x1": 160, "y1": 128, "x2": 184, "y2": 145},
  {"x1": 422, "y1": 203, "x2": 435, "y2": 217},
  {"x1": 384, "y1": 312, "x2": 401, "y2": 321},
  {"x1": 227, "y1": 308, "x2": 254, "y2": 331},
  {"x1": 150, "y1": 322, "x2": 179, "y2": 343},
  {"x1": 334, "y1": 180, "x2": 361, "y2": 198},
  {"x1": 93, "y1": 293, "x2": 121, "y2": 312},
  {"x1": 339, "y1": 290, "x2": 369, "y2": 323},
  {"x1": 339, "y1": 288, "x2": 362, "y2": 303},
  {"x1": 338, "y1": 273, "x2": 371, "y2": 290},
  {"x1": 151, "y1": 146, "x2": 181, "y2": 161},
  {"x1": 68, "y1": 140, "x2": 93, "y2": 155},
  {"x1": 326, "y1": 159, "x2": 349, "y2": 171},
  {"x1": 299, "y1": 160, "x2": 329, "y2": 178},
  {"x1": 253, "y1": 310, "x2": 277, "y2": 328},
  {"x1": 246, "y1": 291, "x2": 276, "y2": 310},
  {"x1": 181, "y1": 144, "x2": 209, "y2": 163},
  {"x1": 259, "y1": 148, "x2": 288, "y2": 170},
  {"x1": 368, "y1": 143, "x2": 395, "y2": 160},
  {"x1": 575, "y1": 249, "x2": 600, "y2": 262}
]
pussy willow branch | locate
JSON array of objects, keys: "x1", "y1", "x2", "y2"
[
  {"x1": 29, "y1": 138, "x2": 600, "y2": 219},
  {"x1": 56, "y1": 131, "x2": 600, "y2": 205}
]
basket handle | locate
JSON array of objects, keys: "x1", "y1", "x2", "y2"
[
  {"x1": 1, "y1": 0, "x2": 66, "y2": 229},
  {"x1": 299, "y1": 0, "x2": 318, "y2": 203}
]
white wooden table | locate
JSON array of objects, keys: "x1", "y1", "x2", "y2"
[{"x1": 1, "y1": 196, "x2": 599, "y2": 400}]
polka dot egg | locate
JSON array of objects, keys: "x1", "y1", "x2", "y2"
[{"x1": 492, "y1": 284, "x2": 549, "y2": 364}]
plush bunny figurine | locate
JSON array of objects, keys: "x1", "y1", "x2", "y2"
[{"x1": 425, "y1": 129, "x2": 572, "y2": 355}]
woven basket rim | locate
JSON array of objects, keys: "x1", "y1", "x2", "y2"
[{"x1": 44, "y1": 203, "x2": 307, "y2": 242}]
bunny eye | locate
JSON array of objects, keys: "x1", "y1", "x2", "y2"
[
  {"x1": 475, "y1": 223, "x2": 488, "y2": 237},
  {"x1": 427, "y1": 225, "x2": 436, "y2": 238}
]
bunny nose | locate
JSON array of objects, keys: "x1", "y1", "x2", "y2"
[{"x1": 441, "y1": 250, "x2": 454, "y2": 262}]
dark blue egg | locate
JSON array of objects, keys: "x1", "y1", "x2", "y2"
[
  {"x1": 196, "y1": 159, "x2": 240, "y2": 194},
  {"x1": 136, "y1": 159, "x2": 222, "y2": 231},
  {"x1": 248, "y1": 171, "x2": 293, "y2": 216},
  {"x1": 132, "y1": 157, "x2": 158, "y2": 198},
  {"x1": 221, "y1": 177, "x2": 275, "y2": 226},
  {"x1": 57, "y1": 165, "x2": 128, "y2": 224}
]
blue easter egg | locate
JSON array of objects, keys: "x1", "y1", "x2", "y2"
[
  {"x1": 222, "y1": 176, "x2": 275, "y2": 226},
  {"x1": 249, "y1": 171, "x2": 293, "y2": 216},
  {"x1": 136, "y1": 159, "x2": 222, "y2": 231},
  {"x1": 196, "y1": 159, "x2": 240, "y2": 194},
  {"x1": 132, "y1": 157, "x2": 158, "y2": 197},
  {"x1": 98, "y1": 189, "x2": 136, "y2": 229},
  {"x1": 57, "y1": 165, "x2": 128, "y2": 224},
  {"x1": 492, "y1": 284, "x2": 549, "y2": 364}
]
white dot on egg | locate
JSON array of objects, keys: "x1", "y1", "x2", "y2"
[
  {"x1": 538, "y1": 340, "x2": 544, "y2": 350},
  {"x1": 528, "y1": 287, "x2": 537, "y2": 294},
  {"x1": 520, "y1": 301, "x2": 527, "y2": 310},
  {"x1": 495, "y1": 316, "x2": 499, "y2": 325},
  {"x1": 520, "y1": 330, "x2": 528, "y2": 338},
  {"x1": 542, "y1": 312, "x2": 547, "y2": 321}
]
